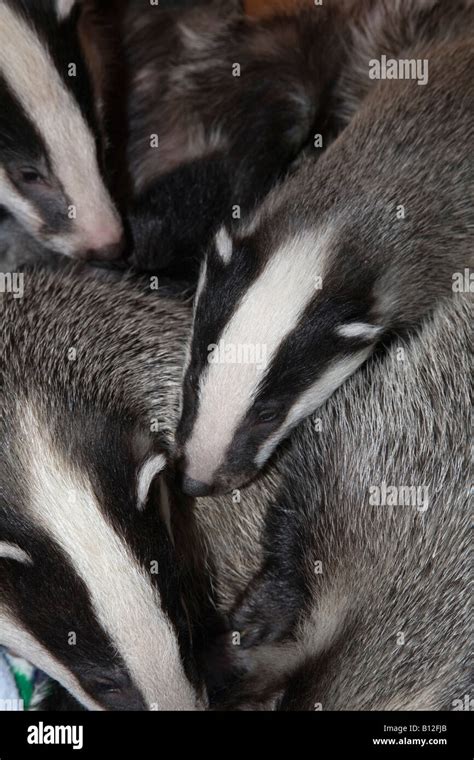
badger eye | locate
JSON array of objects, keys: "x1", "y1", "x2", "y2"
[
  {"x1": 256, "y1": 408, "x2": 279, "y2": 425},
  {"x1": 19, "y1": 167, "x2": 44, "y2": 184},
  {"x1": 89, "y1": 678, "x2": 121, "y2": 695}
]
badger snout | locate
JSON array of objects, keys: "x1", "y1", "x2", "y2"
[
  {"x1": 176, "y1": 451, "x2": 257, "y2": 498},
  {"x1": 76, "y1": 219, "x2": 125, "y2": 262}
]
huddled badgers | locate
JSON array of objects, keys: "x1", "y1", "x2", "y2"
[
  {"x1": 177, "y1": 0, "x2": 474, "y2": 496},
  {"x1": 0, "y1": 0, "x2": 122, "y2": 263},
  {"x1": 0, "y1": 0, "x2": 471, "y2": 712},
  {"x1": 195, "y1": 293, "x2": 472, "y2": 710},
  {"x1": 0, "y1": 268, "x2": 470, "y2": 710},
  {"x1": 0, "y1": 0, "x2": 349, "y2": 276}
]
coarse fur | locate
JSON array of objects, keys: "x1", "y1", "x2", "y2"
[
  {"x1": 0, "y1": 266, "x2": 469, "y2": 711},
  {"x1": 0, "y1": 266, "x2": 203, "y2": 710},
  {"x1": 177, "y1": 8, "x2": 474, "y2": 495},
  {"x1": 119, "y1": 0, "x2": 351, "y2": 275},
  {"x1": 191, "y1": 292, "x2": 472, "y2": 710}
]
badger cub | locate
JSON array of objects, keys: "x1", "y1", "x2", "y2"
[
  {"x1": 176, "y1": 18, "x2": 474, "y2": 496},
  {"x1": 0, "y1": 266, "x2": 202, "y2": 710},
  {"x1": 0, "y1": 0, "x2": 122, "y2": 262}
]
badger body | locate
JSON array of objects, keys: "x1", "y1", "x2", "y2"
[
  {"x1": 177, "y1": 2, "x2": 474, "y2": 495},
  {"x1": 118, "y1": 0, "x2": 352, "y2": 275},
  {"x1": 0, "y1": 0, "x2": 123, "y2": 262},
  {"x1": 185, "y1": 292, "x2": 472, "y2": 710},
  {"x1": 0, "y1": 263, "x2": 469, "y2": 711},
  {"x1": 0, "y1": 266, "x2": 203, "y2": 710}
]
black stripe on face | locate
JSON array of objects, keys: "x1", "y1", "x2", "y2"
[
  {"x1": 0, "y1": 76, "x2": 72, "y2": 234},
  {"x1": 49, "y1": 401, "x2": 199, "y2": 689},
  {"x1": 177, "y1": 233, "x2": 268, "y2": 449},
  {"x1": 209, "y1": 268, "x2": 378, "y2": 489},
  {"x1": 255, "y1": 292, "x2": 376, "y2": 414},
  {"x1": 0, "y1": 496, "x2": 145, "y2": 710},
  {"x1": 0, "y1": 76, "x2": 45, "y2": 163},
  {"x1": 243, "y1": 240, "x2": 379, "y2": 430}
]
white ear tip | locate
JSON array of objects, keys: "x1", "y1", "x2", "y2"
[
  {"x1": 137, "y1": 453, "x2": 167, "y2": 510},
  {"x1": 215, "y1": 227, "x2": 233, "y2": 265},
  {"x1": 56, "y1": 0, "x2": 77, "y2": 21},
  {"x1": 0, "y1": 542, "x2": 32, "y2": 564},
  {"x1": 336, "y1": 322, "x2": 383, "y2": 340}
]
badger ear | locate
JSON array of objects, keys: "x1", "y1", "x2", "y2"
[
  {"x1": 336, "y1": 322, "x2": 383, "y2": 341},
  {"x1": 214, "y1": 226, "x2": 233, "y2": 265},
  {"x1": 0, "y1": 541, "x2": 32, "y2": 565},
  {"x1": 55, "y1": 0, "x2": 78, "y2": 21},
  {"x1": 136, "y1": 454, "x2": 167, "y2": 511}
]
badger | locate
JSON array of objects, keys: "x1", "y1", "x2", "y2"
[
  {"x1": 0, "y1": 263, "x2": 469, "y2": 711},
  {"x1": 118, "y1": 0, "x2": 352, "y2": 276},
  {"x1": 0, "y1": 0, "x2": 123, "y2": 262},
  {"x1": 176, "y1": 3, "x2": 474, "y2": 496},
  {"x1": 185, "y1": 291, "x2": 472, "y2": 710},
  {"x1": 0, "y1": 265, "x2": 203, "y2": 710}
]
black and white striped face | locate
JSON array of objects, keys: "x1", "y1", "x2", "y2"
[
  {"x1": 176, "y1": 224, "x2": 383, "y2": 496},
  {"x1": 0, "y1": 401, "x2": 202, "y2": 710},
  {"x1": 0, "y1": 0, "x2": 123, "y2": 259}
]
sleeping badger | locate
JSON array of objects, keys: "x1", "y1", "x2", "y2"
[
  {"x1": 0, "y1": 0, "x2": 122, "y2": 266},
  {"x1": 0, "y1": 266, "x2": 202, "y2": 710},
  {"x1": 1, "y1": 266, "x2": 469, "y2": 710},
  {"x1": 176, "y1": 0, "x2": 474, "y2": 495}
]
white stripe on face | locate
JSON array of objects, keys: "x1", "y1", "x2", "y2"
[
  {"x1": 0, "y1": 167, "x2": 42, "y2": 232},
  {"x1": 255, "y1": 348, "x2": 373, "y2": 468},
  {"x1": 184, "y1": 227, "x2": 334, "y2": 485},
  {"x1": 0, "y1": 608, "x2": 103, "y2": 710},
  {"x1": 0, "y1": 4, "x2": 121, "y2": 255},
  {"x1": 18, "y1": 405, "x2": 198, "y2": 710}
]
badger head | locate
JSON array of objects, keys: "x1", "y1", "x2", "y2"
[
  {"x1": 176, "y1": 221, "x2": 384, "y2": 496},
  {"x1": 0, "y1": 399, "x2": 203, "y2": 710},
  {"x1": 0, "y1": 0, "x2": 123, "y2": 260}
]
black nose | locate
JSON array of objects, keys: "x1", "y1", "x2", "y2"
[{"x1": 181, "y1": 475, "x2": 213, "y2": 497}]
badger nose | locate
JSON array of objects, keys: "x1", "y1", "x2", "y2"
[
  {"x1": 86, "y1": 238, "x2": 125, "y2": 262},
  {"x1": 181, "y1": 475, "x2": 213, "y2": 497}
]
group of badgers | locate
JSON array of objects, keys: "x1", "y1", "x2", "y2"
[{"x1": 0, "y1": 0, "x2": 472, "y2": 711}]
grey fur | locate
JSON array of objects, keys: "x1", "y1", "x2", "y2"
[
  {"x1": 0, "y1": 267, "x2": 470, "y2": 710},
  {"x1": 179, "y1": 4, "x2": 474, "y2": 493},
  {"x1": 0, "y1": 267, "x2": 199, "y2": 710},
  {"x1": 192, "y1": 292, "x2": 472, "y2": 710}
]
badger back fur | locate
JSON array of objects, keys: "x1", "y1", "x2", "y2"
[
  {"x1": 0, "y1": 266, "x2": 203, "y2": 710},
  {"x1": 0, "y1": 266, "x2": 469, "y2": 711},
  {"x1": 177, "y1": 3, "x2": 474, "y2": 495},
  {"x1": 0, "y1": 0, "x2": 122, "y2": 261},
  {"x1": 189, "y1": 292, "x2": 472, "y2": 710},
  {"x1": 119, "y1": 0, "x2": 351, "y2": 274}
]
